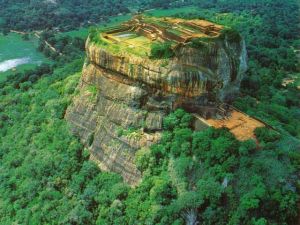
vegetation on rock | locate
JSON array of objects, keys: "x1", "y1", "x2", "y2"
[
  {"x1": 220, "y1": 28, "x2": 242, "y2": 42},
  {"x1": 0, "y1": 0, "x2": 299, "y2": 224},
  {"x1": 150, "y1": 41, "x2": 174, "y2": 59}
]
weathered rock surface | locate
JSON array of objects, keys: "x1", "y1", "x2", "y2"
[
  {"x1": 66, "y1": 63, "x2": 162, "y2": 185},
  {"x1": 66, "y1": 17, "x2": 247, "y2": 186},
  {"x1": 86, "y1": 36, "x2": 247, "y2": 101}
]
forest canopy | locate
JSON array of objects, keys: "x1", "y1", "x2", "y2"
[
  {"x1": 0, "y1": 0, "x2": 130, "y2": 32},
  {"x1": 0, "y1": 0, "x2": 299, "y2": 224}
]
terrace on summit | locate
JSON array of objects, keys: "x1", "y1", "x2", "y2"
[
  {"x1": 94, "y1": 15, "x2": 224, "y2": 57},
  {"x1": 87, "y1": 15, "x2": 267, "y2": 141}
]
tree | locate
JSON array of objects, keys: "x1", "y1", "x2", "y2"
[{"x1": 150, "y1": 41, "x2": 174, "y2": 59}]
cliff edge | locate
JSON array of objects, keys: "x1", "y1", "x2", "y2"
[{"x1": 65, "y1": 16, "x2": 247, "y2": 185}]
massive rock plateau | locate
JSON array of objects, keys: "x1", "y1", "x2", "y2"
[{"x1": 66, "y1": 16, "x2": 247, "y2": 185}]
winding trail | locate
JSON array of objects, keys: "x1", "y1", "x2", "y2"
[
  {"x1": 10, "y1": 29, "x2": 63, "y2": 56},
  {"x1": 34, "y1": 32, "x2": 63, "y2": 56}
]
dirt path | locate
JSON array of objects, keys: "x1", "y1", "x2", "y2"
[
  {"x1": 34, "y1": 32, "x2": 63, "y2": 56},
  {"x1": 10, "y1": 30, "x2": 27, "y2": 35},
  {"x1": 10, "y1": 29, "x2": 63, "y2": 56}
]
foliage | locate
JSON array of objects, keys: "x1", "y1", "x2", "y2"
[
  {"x1": 2, "y1": 64, "x2": 297, "y2": 224},
  {"x1": 0, "y1": 59, "x2": 128, "y2": 224},
  {"x1": 189, "y1": 38, "x2": 210, "y2": 49},
  {"x1": 169, "y1": 0, "x2": 300, "y2": 137},
  {"x1": 220, "y1": 28, "x2": 242, "y2": 42},
  {"x1": 88, "y1": 27, "x2": 107, "y2": 46},
  {"x1": 150, "y1": 41, "x2": 175, "y2": 59},
  {"x1": 128, "y1": 109, "x2": 299, "y2": 224},
  {"x1": 37, "y1": 31, "x2": 85, "y2": 64},
  {"x1": 0, "y1": 0, "x2": 130, "y2": 32},
  {"x1": 117, "y1": 126, "x2": 143, "y2": 140},
  {"x1": 0, "y1": 1, "x2": 299, "y2": 224}
]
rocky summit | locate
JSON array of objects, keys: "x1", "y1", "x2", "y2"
[{"x1": 65, "y1": 16, "x2": 247, "y2": 185}]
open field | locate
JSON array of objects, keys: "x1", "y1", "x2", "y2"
[{"x1": 0, "y1": 33, "x2": 49, "y2": 82}]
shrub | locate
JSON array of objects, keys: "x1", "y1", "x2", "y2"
[
  {"x1": 135, "y1": 148, "x2": 151, "y2": 172},
  {"x1": 220, "y1": 28, "x2": 242, "y2": 42},
  {"x1": 150, "y1": 41, "x2": 175, "y2": 59},
  {"x1": 189, "y1": 37, "x2": 211, "y2": 49},
  {"x1": 89, "y1": 27, "x2": 106, "y2": 45},
  {"x1": 254, "y1": 127, "x2": 281, "y2": 143}
]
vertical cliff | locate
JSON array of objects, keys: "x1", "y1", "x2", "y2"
[{"x1": 65, "y1": 16, "x2": 247, "y2": 185}]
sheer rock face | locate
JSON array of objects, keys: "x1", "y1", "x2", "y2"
[
  {"x1": 66, "y1": 19, "x2": 247, "y2": 186},
  {"x1": 66, "y1": 63, "x2": 163, "y2": 185},
  {"x1": 86, "y1": 35, "x2": 247, "y2": 101}
]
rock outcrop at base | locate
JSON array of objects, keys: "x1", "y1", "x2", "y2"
[{"x1": 66, "y1": 16, "x2": 247, "y2": 185}]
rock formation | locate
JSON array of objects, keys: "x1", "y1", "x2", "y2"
[{"x1": 65, "y1": 16, "x2": 247, "y2": 185}]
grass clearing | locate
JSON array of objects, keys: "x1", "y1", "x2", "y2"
[
  {"x1": 96, "y1": 33, "x2": 151, "y2": 57},
  {"x1": 0, "y1": 33, "x2": 49, "y2": 81},
  {"x1": 0, "y1": 33, "x2": 46, "y2": 62}
]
